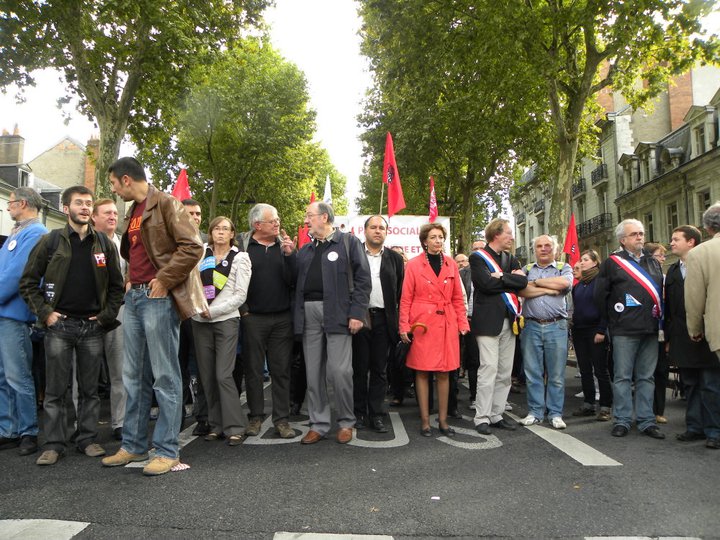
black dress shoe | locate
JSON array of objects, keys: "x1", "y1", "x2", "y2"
[
  {"x1": 611, "y1": 425, "x2": 629, "y2": 437},
  {"x1": 491, "y1": 419, "x2": 517, "y2": 431},
  {"x1": 113, "y1": 427, "x2": 123, "y2": 441},
  {"x1": 475, "y1": 422, "x2": 491, "y2": 435},
  {"x1": 354, "y1": 415, "x2": 367, "y2": 430},
  {"x1": 420, "y1": 427, "x2": 432, "y2": 437},
  {"x1": 438, "y1": 426, "x2": 456, "y2": 437},
  {"x1": 676, "y1": 431, "x2": 706, "y2": 442},
  {"x1": 706, "y1": 438, "x2": 720, "y2": 449},
  {"x1": 642, "y1": 426, "x2": 666, "y2": 439},
  {"x1": 448, "y1": 409, "x2": 463, "y2": 420},
  {"x1": 371, "y1": 416, "x2": 388, "y2": 433},
  {"x1": 0, "y1": 436, "x2": 20, "y2": 450},
  {"x1": 192, "y1": 420, "x2": 210, "y2": 436},
  {"x1": 290, "y1": 403, "x2": 301, "y2": 416},
  {"x1": 18, "y1": 435, "x2": 38, "y2": 456}
]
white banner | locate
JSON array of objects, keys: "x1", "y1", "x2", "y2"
[{"x1": 335, "y1": 215, "x2": 452, "y2": 259}]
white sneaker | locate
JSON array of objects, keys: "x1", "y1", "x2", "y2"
[
  {"x1": 519, "y1": 415, "x2": 540, "y2": 426},
  {"x1": 574, "y1": 391, "x2": 584, "y2": 398},
  {"x1": 550, "y1": 417, "x2": 567, "y2": 430},
  {"x1": 504, "y1": 403, "x2": 513, "y2": 411}
]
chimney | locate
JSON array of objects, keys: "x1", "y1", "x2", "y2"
[
  {"x1": 0, "y1": 125, "x2": 25, "y2": 165},
  {"x1": 84, "y1": 136, "x2": 100, "y2": 193},
  {"x1": 668, "y1": 71, "x2": 693, "y2": 131}
]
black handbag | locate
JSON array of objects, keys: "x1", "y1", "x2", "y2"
[{"x1": 394, "y1": 335, "x2": 413, "y2": 368}]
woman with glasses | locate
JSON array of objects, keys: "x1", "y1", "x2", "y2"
[{"x1": 192, "y1": 216, "x2": 252, "y2": 445}]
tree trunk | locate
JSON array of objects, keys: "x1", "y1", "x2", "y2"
[
  {"x1": 94, "y1": 122, "x2": 124, "y2": 199},
  {"x1": 547, "y1": 138, "x2": 578, "y2": 248},
  {"x1": 457, "y1": 169, "x2": 475, "y2": 254}
]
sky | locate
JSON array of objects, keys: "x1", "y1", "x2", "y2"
[{"x1": 0, "y1": 0, "x2": 371, "y2": 211}]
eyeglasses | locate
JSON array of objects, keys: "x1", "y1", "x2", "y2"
[
  {"x1": 260, "y1": 218, "x2": 280, "y2": 225},
  {"x1": 6, "y1": 200, "x2": 22, "y2": 208},
  {"x1": 624, "y1": 231, "x2": 645, "y2": 238}
]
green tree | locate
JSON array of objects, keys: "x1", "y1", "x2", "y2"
[{"x1": 0, "y1": 0, "x2": 268, "y2": 196}]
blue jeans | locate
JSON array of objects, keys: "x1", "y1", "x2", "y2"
[
  {"x1": 611, "y1": 334, "x2": 658, "y2": 430},
  {"x1": 121, "y1": 289, "x2": 181, "y2": 459},
  {"x1": 680, "y1": 367, "x2": 720, "y2": 439},
  {"x1": 0, "y1": 317, "x2": 37, "y2": 438},
  {"x1": 521, "y1": 319, "x2": 568, "y2": 419},
  {"x1": 44, "y1": 317, "x2": 105, "y2": 452}
]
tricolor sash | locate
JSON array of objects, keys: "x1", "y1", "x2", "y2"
[
  {"x1": 474, "y1": 249, "x2": 521, "y2": 318},
  {"x1": 610, "y1": 254, "x2": 662, "y2": 318}
]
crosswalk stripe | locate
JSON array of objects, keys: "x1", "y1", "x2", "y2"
[
  {"x1": 274, "y1": 534, "x2": 394, "y2": 540},
  {"x1": 0, "y1": 519, "x2": 89, "y2": 539}
]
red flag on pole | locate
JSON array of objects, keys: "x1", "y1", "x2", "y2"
[
  {"x1": 428, "y1": 176, "x2": 438, "y2": 223},
  {"x1": 171, "y1": 168, "x2": 191, "y2": 201},
  {"x1": 297, "y1": 192, "x2": 316, "y2": 248},
  {"x1": 382, "y1": 132, "x2": 406, "y2": 217},
  {"x1": 563, "y1": 213, "x2": 580, "y2": 268}
]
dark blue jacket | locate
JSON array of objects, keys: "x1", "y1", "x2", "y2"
[
  {"x1": 293, "y1": 230, "x2": 371, "y2": 335},
  {"x1": 572, "y1": 277, "x2": 606, "y2": 335}
]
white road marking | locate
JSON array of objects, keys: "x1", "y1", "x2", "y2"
[
  {"x1": 274, "y1": 534, "x2": 393, "y2": 540},
  {"x1": 507, "y1": 412, "x2": 622, "y2": 467},
  {"x1": 349, "y1": 412, "x2": 409, "y2": 448},
  {"x1": 585, "y1": 537, "x2": 701, "y2": 539},
  {"x1": 429, "y1": 413, "x2": 503, "y2": 450},
  {"x1": 0, "y1": 519, "x2": 89, "y2": 539}
]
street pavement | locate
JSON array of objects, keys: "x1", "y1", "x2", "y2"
[{"x1": 0, "y1": 367, "x2": 718, "y2": 539}]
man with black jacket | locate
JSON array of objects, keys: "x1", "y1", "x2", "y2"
[
  {"x1": 20, "y1": 186, "x2": 124, "y2": 466},
  {"x1": 469, "y1": 219, "x2": 528, "y2": 435},
  {"x1": 352, "y1": 215, "x2": 404, "y2": 433},
  {"x1": 595, "y1": 218, "x2": 665, "y2": 439}
]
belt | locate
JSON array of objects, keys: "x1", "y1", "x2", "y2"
[
  {"x1": 526, "y1": 316, "x2": 565, "y2": 324},
  {"x1": 368, "y1": 307, "x2": 385, "y2": 315},
  {"x1": 131, "y1": 282, "x2": 151, "y2": 289}
]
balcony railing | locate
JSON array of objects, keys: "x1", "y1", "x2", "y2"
[
  {"x1": 576, "y1": 213, "x2": 613, "y2": 238},
  {"x1": 533, "y1": 199, "x2": 545, "y2": 214},
  {"x1": 515, "y1": 246, "x2": 528, "y2": 260},
  {"x1": 591, "y1": 163, "x2": 608, "y2": 185},
  {"x1": 516, "y1": 212, "x2": 526, "y2": 224},
  {"x1": 572, "y1": 178, "x2": 586, "y2": 197}
]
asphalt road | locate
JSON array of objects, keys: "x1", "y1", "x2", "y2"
[{"x1": 1, "y1": 368, "x2": 718, "y2": 540}]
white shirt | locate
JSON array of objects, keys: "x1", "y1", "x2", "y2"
[{"x1": 365, "y1": 245, "x2": 384, "y2": 309}]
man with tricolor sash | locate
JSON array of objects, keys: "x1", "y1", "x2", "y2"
[
  {"x1": 469, "y1": 219, "x2": 528, "y2": 435},
  {"x1": 595, "y1": 218, "x2": 665, "y2": 440}
]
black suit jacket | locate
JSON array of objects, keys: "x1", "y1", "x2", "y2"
[
  {"x1": 378, "y1": 247, "x2": 405, "y2": 341},
  {"x1": 469, "y1": 247, "x2": 527, "y2": 336},
  {"x1": 664, "y1": 261, "x2": 717, "y2": 369}
]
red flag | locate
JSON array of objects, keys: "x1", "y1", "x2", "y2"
[
  {"x1": 428, "y1": 176, "x2": 438, "y2": 223},
  {"x1": 563, "y1": 213, "x2": 580, "y2": 268},
  {"x1": 382, "y1": 132, "x2": 406, "y2": 217},
  {"x1": 297, "y1": 192, "x2": 316, "y2": 248},
  {"x1": 171, "y1": 169, "x2": 191, "y2": 201}
]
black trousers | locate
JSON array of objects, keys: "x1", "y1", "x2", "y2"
[
  {"x1": 462, "y1": 327, "x2": 480, "y2": 401},
  {"x1": 573, "y1": 328, "x2": 612, "y2": 408},
  {"x1": 179, "y1": 319, "x2": 207, "y2": 423},
  {"x1": 352, "y1": 310, "x2": 390, "y2": 417},
  {"x1": 654, "y1": 344, "x2": 669, "y2": 416}
]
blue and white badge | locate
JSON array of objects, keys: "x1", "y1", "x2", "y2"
[
  {"x1": 625, "y1": 293, "x2": 642, "y2": 307},
  {"x1": 199, "y1": 256, "x2": 215, "y2": 272}
]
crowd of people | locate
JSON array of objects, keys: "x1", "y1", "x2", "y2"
[{"x1": 1, "y1": 156, "x2": 719, "y2": 477}]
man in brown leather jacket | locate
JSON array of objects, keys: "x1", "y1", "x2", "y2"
[{"x1": 101, "y1": 157, "x2": 206, "y2": 476}]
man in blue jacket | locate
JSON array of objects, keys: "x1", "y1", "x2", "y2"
[
  {"x1": 0, "y1": 188, "x2": 47, "y2": 456},
  {"x1": 294, "y1": 202, "x2": 371, "y2": 445},
  {"x1": 595, "y1": 219, "x2": 665, "y2": 439}
]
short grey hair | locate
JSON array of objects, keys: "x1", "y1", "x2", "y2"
[
  {"x1": 12, "y1": 187, "x2": 44, "y2": 211},
  {"x1": 532, "y1": 234, "x2": 558, "y2": 254},
  {"x1": 615, "y1": 218, "x2": 644, "y2": 242},
  {"x1": 248, "y1": 203, "x2": 277, "y2": 228},
  {"x1": 316, "y1": 201, "x2": 334, "y2": 224},
  {"x1": 702, "y1": 202, "x2": 720, "y2": 233}
]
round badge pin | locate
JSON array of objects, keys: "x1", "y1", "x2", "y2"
[
  {"x1": 614, "y1": 302, "x2": 624, "y2": 313},
  {"x1": 327, "y1": 251, "x2": 338, "y2": 262},
  {"x1": 7, "y1": 239, "x2": 17, "y2": 251},
  {"x1": 222, "y1": 260, "x2": 228, "y2": 267}
]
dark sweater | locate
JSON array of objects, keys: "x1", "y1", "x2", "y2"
[{"x1": 572, "y1": 278, "x2": 606, "y2": 334}]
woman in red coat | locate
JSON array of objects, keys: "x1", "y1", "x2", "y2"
[{"x1": 399, "y1": 223, "x2": 470, "y2": 437}]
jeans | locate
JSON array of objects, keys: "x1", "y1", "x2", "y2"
[
  {"x1": 121, "y1": 289, "x2": 181, "y2": 459},
  {"x1": 573, "y1": 328, "x2": 612, "y2": 409},
  {"x1": 0, "y1": 317, "x2": 38, "y2": 438},
  {"x1": 521, "y1": 319, "x2": 569, "y2": 420},
  {"x1": 611, "y1": 334, "x2": 658, "y2": 431},
  {"x1": 43, "y1": 317, "x2": 105, "y2": 451},
  {"x1": 680, "y1": 367, "x2": 720, "y2": 439}
]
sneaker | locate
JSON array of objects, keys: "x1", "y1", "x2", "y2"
[
  {"x1": 504, "y1": 403, "x2": 513, "y2": 411},
  {"x1": 655, "y1": 415, "x2": 668, "y2": 424},
  {"x1": 519, "y1": 415, "x2": 540, "y2": 426},
  {"x1": 275, "y1": 421, "x2": 295, "y2": 439},
  {"x1": 36, "y1": 449, "x2": 63, "y2": 466},
  {"x1": 596, "y1": 410, "x2": 611, "y2": 422},
  {"x1": 101, "y1": 448, "x2": 149, "y2": 467},
  {"x1": 550, "y1": 417, "x2": 567, "y2": 430},
  {"x1": 143, "y1": 456, "x2": 179, "y2": 476},
  {"x1": 245, "y1": 418, "x2": 262, "y2": 437},
  {"x1": 18, "y1": 435, "x2": 38, "y2": 456},
  {"x1": 82, "y1": 443, "x2": 106, "y2": 457}
]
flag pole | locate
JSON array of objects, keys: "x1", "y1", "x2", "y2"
[{"x1": 379, "y1": 182, "x2": 385, "y2": 215}]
